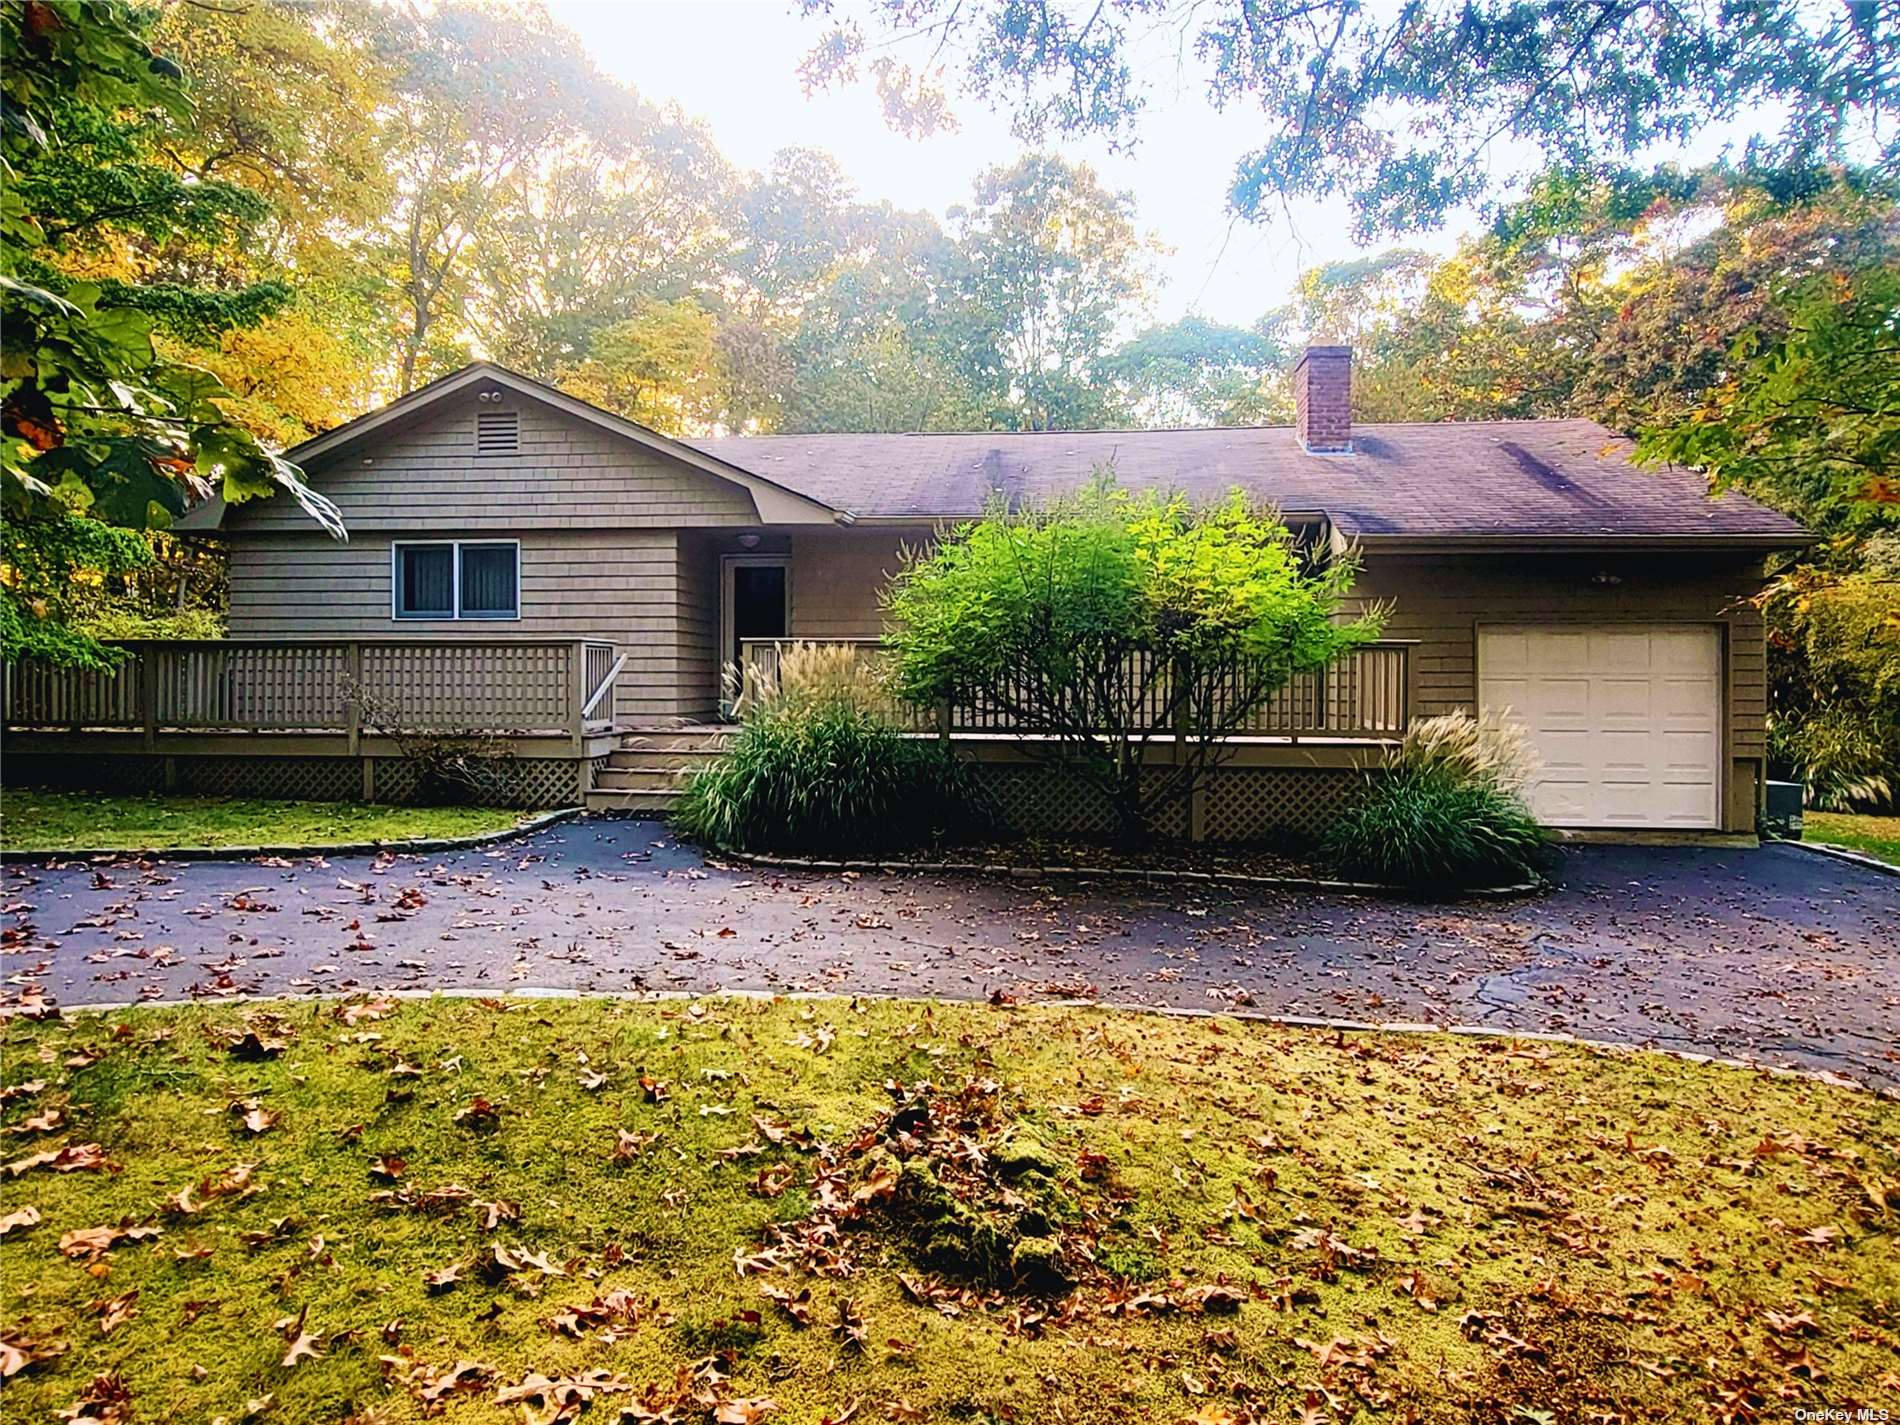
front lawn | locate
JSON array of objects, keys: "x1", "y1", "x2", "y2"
[
  {"x1": 0, "y1": 789, "x2": 533, "y2": 853},
  {"x1": 2, "y1": 997, "x2": 1894, "y2": 1424},
  {"x1": 1804, "y1": 811, "x2": 1900, "y2": 867}
]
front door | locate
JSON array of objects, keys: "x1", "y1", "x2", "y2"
[{"x1": 722, "y1": 556, "x2": 788, "y2": 710}]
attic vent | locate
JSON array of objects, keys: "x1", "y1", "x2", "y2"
[{"x1": 475, "y1": 408, "x2": 519, "y2": 455}]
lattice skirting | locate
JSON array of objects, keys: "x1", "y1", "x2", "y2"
[
  {"x1": 1201, "y1": 766, "x2": 1364, "y2": 841},
  {"x1": 368, "y1": 755, "x2": 586, "y2": 809},
  {"x1": 975, "y1": 762, "x2": 1368, "y2": 845},
  {"x1": 6, "y1": 752, "x2": 589, "y2": 809},
  {"x1": 5, "y1": 752, "x2": 169, "y2": 795}
]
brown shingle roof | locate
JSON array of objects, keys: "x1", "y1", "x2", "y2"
[{"x1": 690, "y1": 419, "x2": 1806, "y2": 542}]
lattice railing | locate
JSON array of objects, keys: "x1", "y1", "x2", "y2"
[
  {"x1": 737, "y1": 637, "x2": 1411, "y2": 740},
  {"x1": 4, "y1": 637, "x2": 621, "y2": 740}
]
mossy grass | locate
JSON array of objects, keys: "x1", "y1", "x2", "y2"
[
  {"x1": 2, "y1": 997, "x2": 1895, "y2": 1423},
  {"x1": 0, "y1": 788, "x2": 533, "y2": 853},
  {"x1": 1803, "y1": 811, "x2": 1900, "y2": 867}
]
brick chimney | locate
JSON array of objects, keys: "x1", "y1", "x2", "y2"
[{"x1": 1294, "y1": 344, "x2": 1353, "y2": 453}]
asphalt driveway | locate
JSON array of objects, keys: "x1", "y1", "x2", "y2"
[{"x1": 5, "y1": 820, "x2": 1896, "y2": 1087}]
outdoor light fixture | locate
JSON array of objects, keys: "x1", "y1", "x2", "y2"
[
  {"x1": 478, "y1": 389, "x2": 504, "y2": 403},
  {"x1": 737, "y1": 532, "x2": 762, "y2": 550},
  {"x1": 1591, "y1": 570, "x2": 1624, "y2": 587}
]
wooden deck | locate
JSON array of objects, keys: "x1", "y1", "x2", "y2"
[
  {"x1": 4, "y1": 638, "x2": 623, "y2": 747},
  {"x1": 735, "y1": 637, "x2": 1415, "y2": 740}
]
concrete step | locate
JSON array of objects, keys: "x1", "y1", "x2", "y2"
[
  {"x1": 594, "y1": 766, "x2": 696, "y2": 791},
  {"x1": 585, "y1": 787, "x2": 683, "y2": 815}
]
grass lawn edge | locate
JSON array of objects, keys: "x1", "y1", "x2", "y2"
[
  {"x1": 34, "y1": 983, "x2": 1893, "y2": 1100},
  {"x1": 1796, "y1": 811, "x2": 1900, "y2": 872},
  {"x1": 0, "y1": 805, "x2": 580, "y2": 863}
]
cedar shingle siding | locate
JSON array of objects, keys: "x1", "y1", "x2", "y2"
[
  {"x1": 232, "y1": 394, "x2": 757, "y2": 532},
  {"x1": 224, "y1": 393, "x2": 762, "y2": 723}
]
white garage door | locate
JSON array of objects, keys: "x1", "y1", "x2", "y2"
[{"x1": 1477, "y1": 624, "x2": 1722, "y2": 829}]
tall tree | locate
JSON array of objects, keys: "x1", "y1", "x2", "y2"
[
  {"x1": 799, "y1": 0, "x2": 1899, "y2": 236},
  {"x1": 782, "y1": 204, "x2": 982, "y2": 432},
  {"x1": 372, "y1": 4, "x2": 614, "y2": 393},
  {"x1": 944, "y1": 155, "x2": 1155, "y2": 430},
  {"x1": 556, "y1": 298, "x2": 726, "y2": 435},
  {"x1": 1, "y1": 0, "x2": 340, "y2": 666},
  {"x1": 470, "y1": 96, "x2": 734, "y2": 377},
  {"x1": 1100, "y1": 315, "x2": 1289, "y2": 427}
]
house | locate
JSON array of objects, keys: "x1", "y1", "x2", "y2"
[{"x1": 7, "y1": 346, "x2": 1807, "y2": 837}]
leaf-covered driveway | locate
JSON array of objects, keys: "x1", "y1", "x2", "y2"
[{"x1": 6, "y1": 820, "x2": 1897, "y2": 1087}]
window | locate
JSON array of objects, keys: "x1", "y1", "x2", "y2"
[
  {"x1": 475, "y1": 409, "x2": 519, "y2": 455},
  {"x1": 392, "y1": 541, "x2": 519, "y2": 620}
]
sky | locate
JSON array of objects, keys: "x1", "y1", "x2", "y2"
[{"x1": 543, "y1": 0, "x2": 1753, "y2": 329}]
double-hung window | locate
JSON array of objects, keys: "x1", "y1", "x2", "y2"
[{"x1": 392, "y1": 540, "x2": 520, "y2": 620}]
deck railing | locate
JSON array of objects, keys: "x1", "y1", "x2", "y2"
[
  {"x1": 738, "y1": 637, "x2": 1411, "y2": 740},
  {"x1": 4, "y1": 638, "x2": 623, "y2": 744}
]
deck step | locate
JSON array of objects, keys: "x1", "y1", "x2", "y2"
[
  {"x1": 594, "y1": 766, "x2": 695, "y2": 791},
  {"x1": 585, "y1": 787, "x2": 683, "y2": 815},
  {"x1": 606, "y1": 745, "x2": 726, "y2": 769}
]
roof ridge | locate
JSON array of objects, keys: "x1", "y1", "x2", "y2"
[{"x1": 692, "y1": 416, "x2": 1622, "y2": 440}]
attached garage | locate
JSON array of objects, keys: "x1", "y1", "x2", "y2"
[{"x1": 1477, "y1": 624, "x2": 1724, "y2": 829}]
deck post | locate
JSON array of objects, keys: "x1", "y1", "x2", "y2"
[
  {"x1": 345, "y1": 640, "x2": 363, "y2": 756},
  {"x1": 139, "y1": 649, "x2": 158, "y2": 751},
  {"x1": 1402, "y1": 643, "x2": 1418, "y2": 733},
  {"x1": 570, "y1": 641, "x2": 587, "y2": 754}
]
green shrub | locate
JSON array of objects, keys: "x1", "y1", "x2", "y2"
[
  {"x1": 76, "y1": 607, "x2": 225, "y2": 642},
  {"x1": 677, "y1": 645, "x2": 989, "y2": 855},
  {"x1": 1324, "y1": 710, "x2": 1551, "y2": 889},
  {"x1": 672, "y1": 702, "x2": 990, "y2": 855},
  {"x1": 1323, "y1": 769, "x2": 1550, "y2": 889}
]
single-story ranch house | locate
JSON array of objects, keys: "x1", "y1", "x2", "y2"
[{"x1": 4, "y1": 347, "x2": 1807, "y2": 838}]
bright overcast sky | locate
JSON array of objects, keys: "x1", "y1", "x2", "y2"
[{"x1": 545, "y1": 0, "x2": 1754, "y2": 328}]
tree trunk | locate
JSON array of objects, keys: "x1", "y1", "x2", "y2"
[{"x1": 1107, "y1": 758, "x2": 1149, "y2": 847}]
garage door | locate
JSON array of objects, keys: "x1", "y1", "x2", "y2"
[{"x1": 1477, "y1": 624, "x2": 1722, "y2": 829}]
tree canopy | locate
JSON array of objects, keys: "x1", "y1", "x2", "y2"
[
  {"x1": 796, "y1": 0, "x2": 1899, "y2": 237},
  {"x1": 1, "y1": 0, "x2": 342, "y2": 665}
]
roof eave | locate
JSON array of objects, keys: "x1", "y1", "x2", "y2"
[{"x1": 1350, "y1": 531, "x2": 1812, "y2": 552}]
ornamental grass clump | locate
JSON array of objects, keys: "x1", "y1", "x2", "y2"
[
  {"x1": 673, "y1": 643, "x2": 990, "y2": 855},
  {"x1": 1324, "y1": 709, "x2": 1552, "y2": 890}
]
